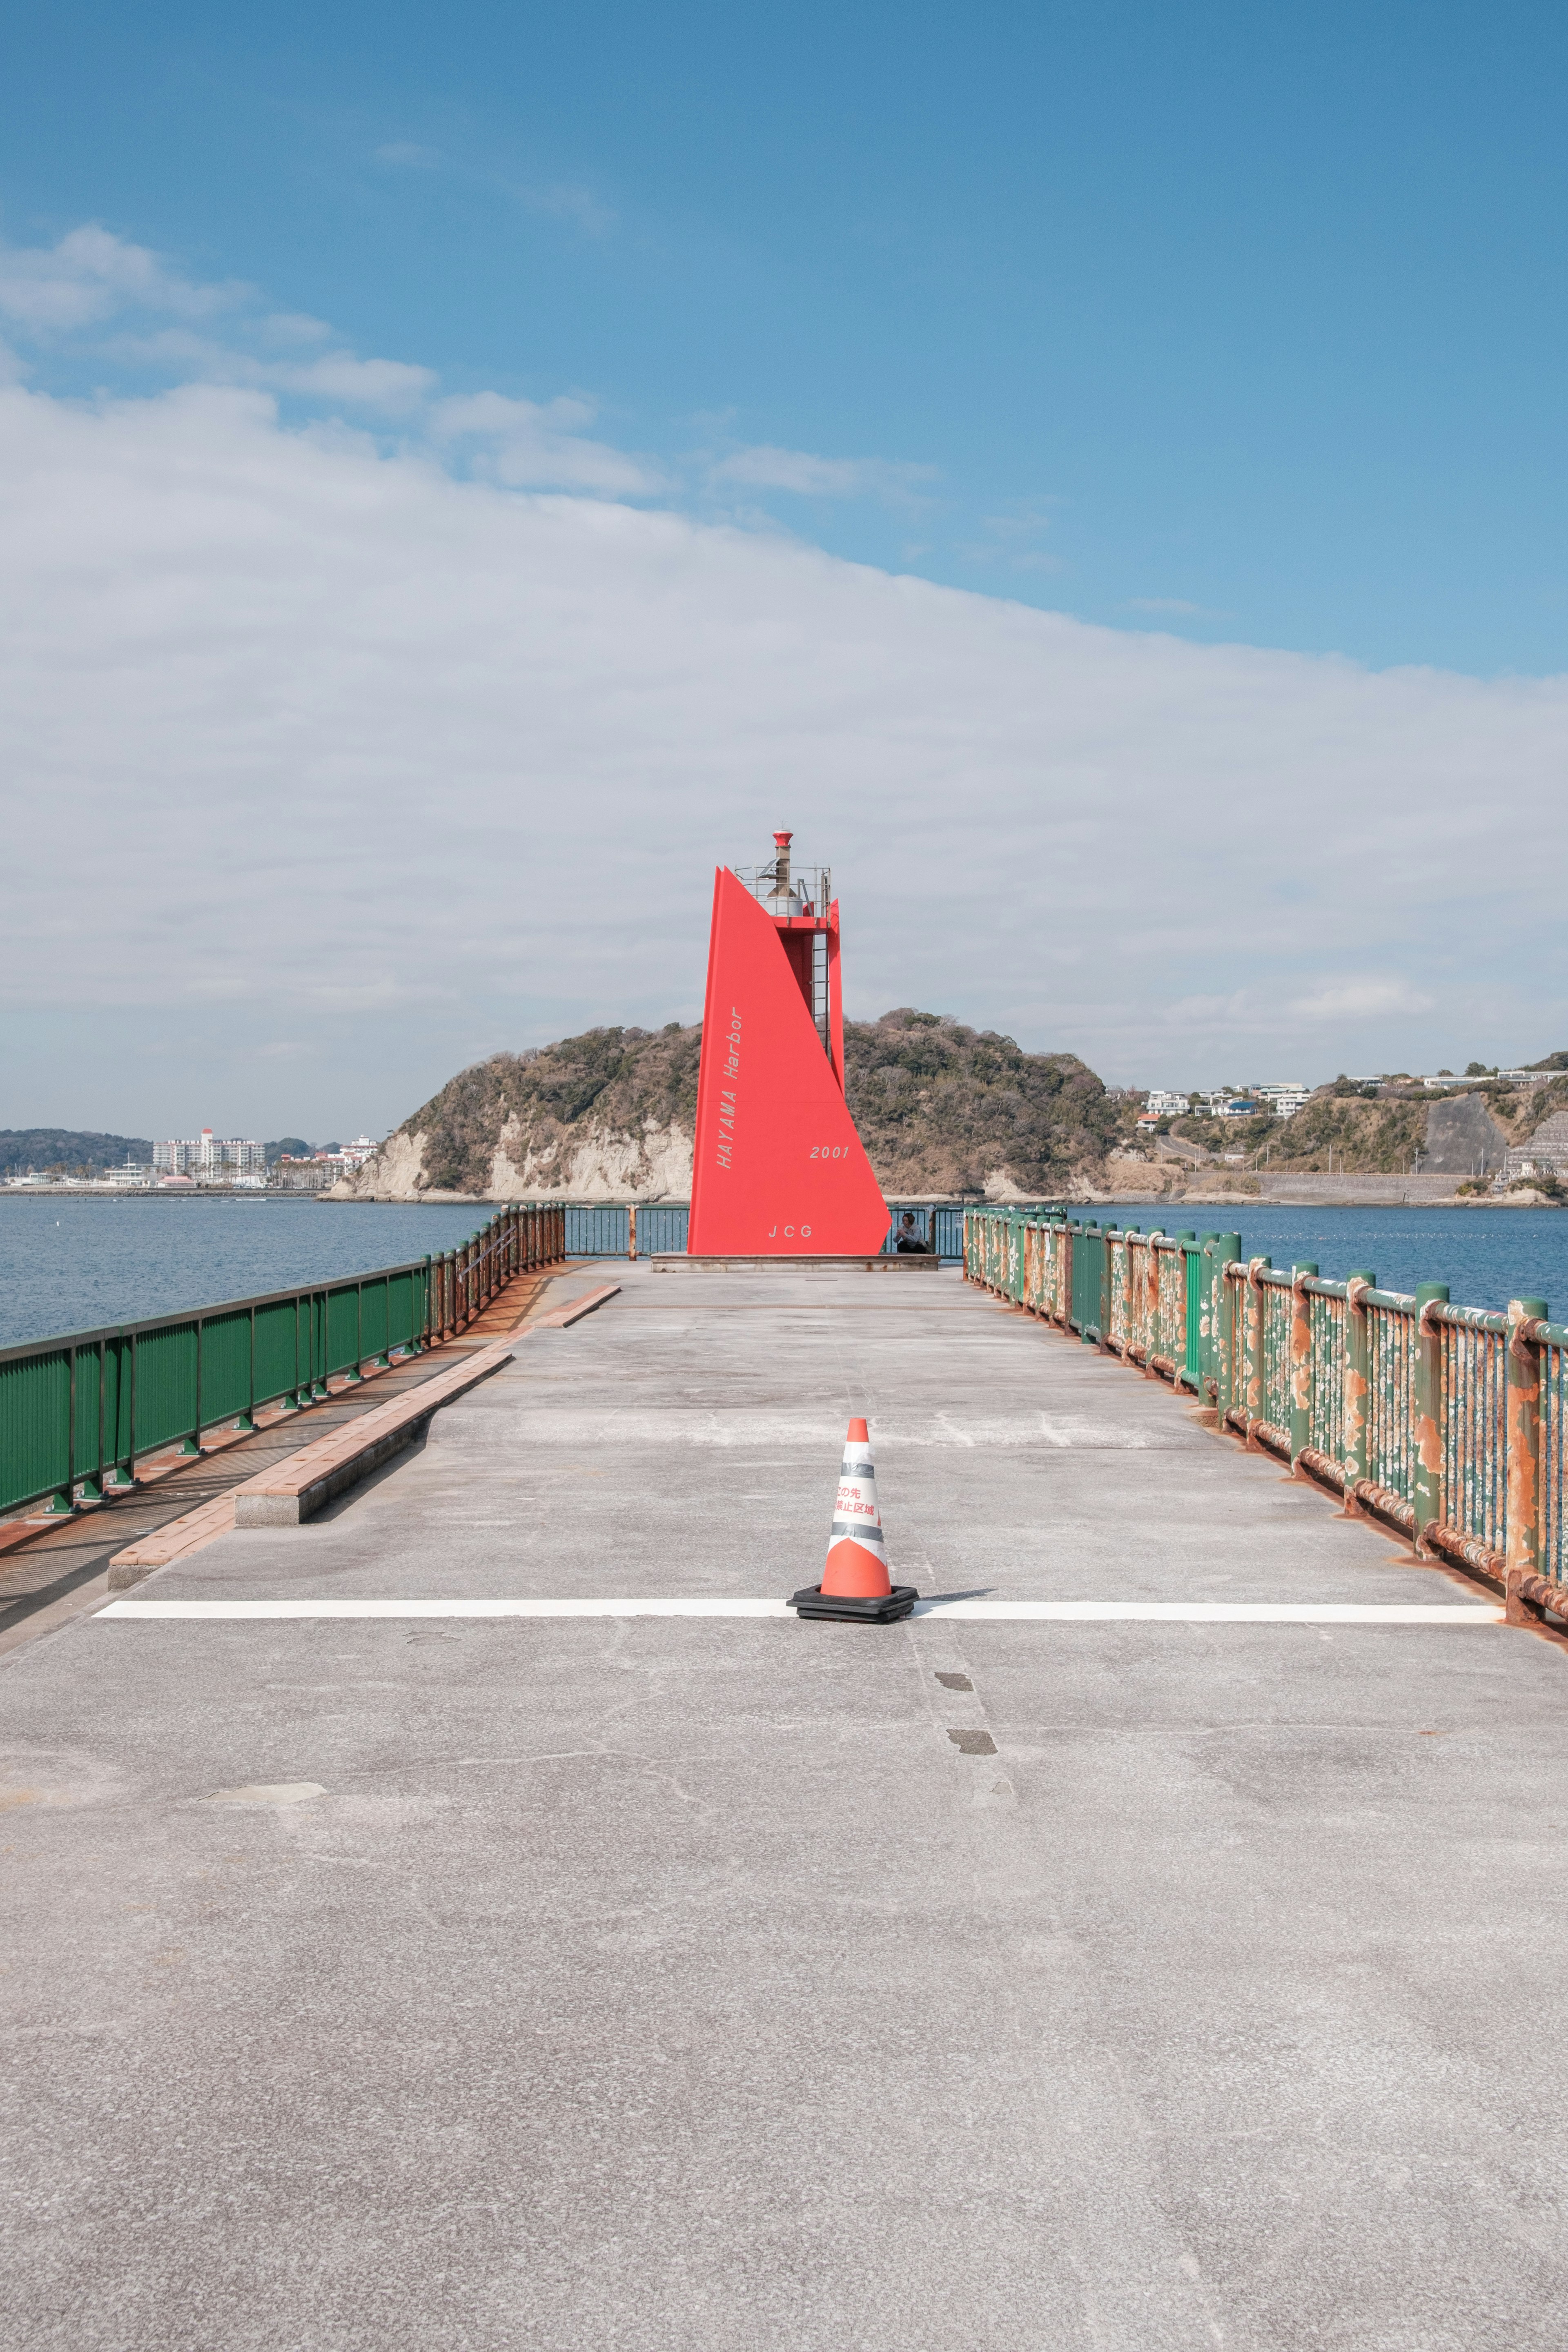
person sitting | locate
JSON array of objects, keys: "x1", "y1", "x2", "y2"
[{"x1": 895, "y1": 1211, "x2": 931, "y2": 1254}]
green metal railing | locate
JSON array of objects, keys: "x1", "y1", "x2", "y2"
[
  {"x1": 559, "y1": 1200, "x2": 981, "y2": 1261},
  {"x1": 0, "y1": 1202, "x2": 564, "y2": 1521},
  {"x1": 964, "y1": 1205, "x2": 1568, "y2": 1604}
]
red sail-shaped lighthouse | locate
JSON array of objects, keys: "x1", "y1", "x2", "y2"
[{"x1": 688, "y1": 833, "x2": 889, "y2": 1256}]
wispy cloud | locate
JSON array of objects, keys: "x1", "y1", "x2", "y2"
[
  {"x1": 430, "y1": 390, "x2": 665, "y2": 494},
  {"x1": 0, "y1": 225, "x2": 248, "y2": 333},
  {"x1": 521, "y1": 183, "x2": 616, "y2": 237},
  {"x1": 372, "y1": 139, "x2": 616, "y2": 235},
  {"x1": 0, "y1": 227, "x2": 646, "y2": 457},
  {"x1": 110, "y1": 326, "x2": 437, "y2": 412},
  {"x1": 708, "y1": 444, "x2": 935, "y2": 503},
  {"x1": 1290, "y1": 978, "x2": 1436, "y2": 1022},
  {"x1": 1125, "y1": 595, "x2": 1232, "y2": 621},
  {"x1": 375, "y1": 141, "x2": 441, "y2": 169},
  {"x1": 960, "y1": 499, "x2": 1062, "y2": 573}
]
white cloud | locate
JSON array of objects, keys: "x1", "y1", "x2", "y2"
[
  {"x1": 1290, "y1": 978, "x2": 1437, "y2": 1022},
  {"x1": 430, "y1": 390, "x2": 665, "y2": 494},
  {"x1": 106, "y1": 326, "x2": 438, "y2": 412},
  {"x1": 708, "y1": 444, "x2": 935, "y2": 501},
  {"x1": 1, "y1": 235, "x2": 1566, "y2": 1129},
  {"x1": 0, "y1": 225, "x2": 245, "y2": 331},
  {"x1": 3, "y1": 368, "x2": 1567, "y2": 1128},
  {"x1": 257, "y1": 313, "x2": 335, "y2": 347},
  {"x1": 523, "y1": 183, "x2": 616, "y2": 237},
  {"x1": 376, "y1": 142, "x2": 442, "y2": 168}
]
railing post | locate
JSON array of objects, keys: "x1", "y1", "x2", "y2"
[
  {"x1": 233, "y1": 1303, "x2": 257, "y2": 1431},
  {"x1": 1207, "y1": 1235, "x2": 1241, "y2": 1413},
  {"x1": 1412, "y1": 1283, "x2": 1448, "y2": 1551},
  {"x1": 1287, "y1": 1264, "x2": 1319, "y2": 1468},
  {"x1": 42, "y1": 1345, "x2": 79, "y2": 1515},
  {"x1": 1076, "y1": 1221, "x2": 1093, "y2": 1341},
  {"x1": 628, "y1": 1204, "x2": 638, "y2": 1263},
  {"x1": 1169, "y1": 1231, "x2": 1196, "y2": 1388},
  {"x1": 1342, "y1": 1270, "x2": 1376, "y2": 1512},
  {"x1": 1243, "y1": 1259, "x2": 1270, "y2": 1443},
  {"x1": 1140, "y1": 1229, "x2": 1163, "y2": 1374},
  {"x1": 1115, "y1": 1227, "x2": 1137, "y2": 1356},
  {"x1": 180, "y1": 1319, "x2": 205, "y2": 1454},
  {"x1": 346, "y1": 1281, "x2": 365, "y2": 1381},
  {"x1": 421, "y1": 1255, "x2": 433, "y2": 1350},
  {"x1": 85, "y1": 1340, "x2": 106, "y2": 1503},
  {"x1": 1506, "y1": 1296, "x2": 1548, "y2": 1584},
  {"x1": 105, "y1": 1336, "x2": 134, "y2": 1490}
]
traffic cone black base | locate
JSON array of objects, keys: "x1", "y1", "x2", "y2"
[{"x1": 789, "y1": 1583, "x2": 920, "y2": 1624}]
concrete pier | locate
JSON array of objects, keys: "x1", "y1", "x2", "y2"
[{"x1": 5, "y1": 1263, "x2": 1568, "y2": 2348}]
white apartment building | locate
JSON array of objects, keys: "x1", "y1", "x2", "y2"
[
  {"x1": 153, "y1": 1129, "x2": 265, "y2": 1177},
  {"x1": 1254, "y1": 1082, "x2": 1311, "y2": 1118},
  {"x1": 1141, "y1": 1082, "x2": 1312, "y2": 1122},
  {"x1": 1192, "y1": 1092, "x2": 1257, "y2": 1118}
]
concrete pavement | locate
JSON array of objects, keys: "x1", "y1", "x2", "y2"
[{"x1": 4, "y1": 1261, "x2": 1568, "y2": 2349}]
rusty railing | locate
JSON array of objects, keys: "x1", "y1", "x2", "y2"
[{"x1": 963, "y1": 1206, "x2": 1568, "y2": 1625}]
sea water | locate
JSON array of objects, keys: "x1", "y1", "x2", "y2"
[
  {"x1": 2, "y1": 1194, "x2": 1566, "y2": 1352},
  {"x1": 1083, "y1": 1201, "x2": 1568, "y2": 1317},
  {"x1": 0, "y1": 1197, "x2": 502, "y2": 1349}
]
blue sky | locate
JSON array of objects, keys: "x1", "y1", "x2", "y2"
[
  {"x1": 5, "y1": 0, "x2": 1566, "y2": 674},
  {"x1": 2, "y1": 4, "x2": 1567, "y2": 1140}
]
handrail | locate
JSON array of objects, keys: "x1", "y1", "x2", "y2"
[
  {"x1": 0, "y1": 1201, "x2": 566, "y2": 1521},
  {"x1": 961, "y1": 1205, "x2": 1568, "y2": 1610}
]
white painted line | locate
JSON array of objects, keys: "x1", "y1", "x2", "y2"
[
  {"x1": 95, "y1": 1597, "x2": 1503, "y2": 1624},
  {"x1": 912, "y1": 1601, "x2": 1503, "y2": 1624},
  {"x1": 96, "y1": 1597, "x2": 794, "y2": 1620}
]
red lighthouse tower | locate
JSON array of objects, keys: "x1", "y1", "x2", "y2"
[{"x1": 688, "y1": 833, "x2": 889, "y2": 1256}]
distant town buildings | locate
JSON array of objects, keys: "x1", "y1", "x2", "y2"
[
  {"x1": 1136, "y1": 1083, "x2": 1309, "y2": 1124},
  {"x1": 1253, "y1": 1082, "x2": 1310, "y2": 1118},
  {"x1": 1, "y1": 1128, "x2": 383, "y2": 1190},
  {"x1": 269, "y1": 1136, "x2": 379, "y2": 1189},
  {"x1": 154, "y1": 1130, "x2": 265, "y2": 1179},
  {"x1": 1503, "y1": 1111, "x2": 1568, "y2": 1185}
]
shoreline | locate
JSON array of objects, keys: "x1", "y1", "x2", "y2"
[{"x1": 6, "y1": 1186, "x2": 1560, "y2": 1215}]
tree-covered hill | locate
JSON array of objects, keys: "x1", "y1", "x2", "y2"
[
  {"x1": 357, "y1": 1010, "x2": 1120, "y2": 1199},
  {"x1": 0, "y1": 1128, "x2": 153, "y2": 1176}
]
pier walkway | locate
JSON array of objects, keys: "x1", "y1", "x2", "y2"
[{"x1": 5, "y1": 1263, "x2": 1568, "y2": 2349}]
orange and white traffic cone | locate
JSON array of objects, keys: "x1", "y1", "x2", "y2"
[{"x1": 791, "y1": 1417, "x2": 919, "y2": 1623}]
